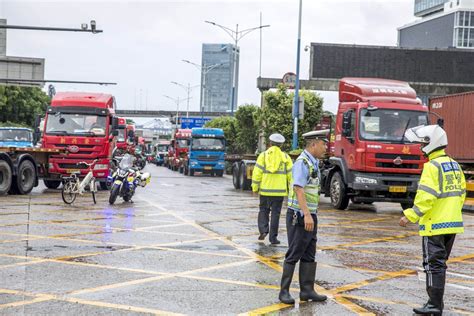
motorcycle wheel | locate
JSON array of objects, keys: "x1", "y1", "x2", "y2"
[{"x1": 109, "y1": 184, "x2": 120, "y2": 205}]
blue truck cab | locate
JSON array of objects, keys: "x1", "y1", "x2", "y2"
[
  {"x1": 186, "y1": 128, "x2": 226, "y2": 177},
  {"x1": 0, "y1": 127, "x2": 34, "y2": 148}
]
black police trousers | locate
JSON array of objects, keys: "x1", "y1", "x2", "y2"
[
  {"x1": 284, "y1": 209, "x2": 318, "y2": 265},
  {"x1": 258, "y1": 196, "x2": 284, "y2": 243},
  {"x1": 423, "y1": 234, "x2": 456, "y2": 290}
]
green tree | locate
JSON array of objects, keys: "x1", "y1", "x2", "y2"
[
  {"x1": 259, "y1": 84, "x2": 323, "y2": 151},
  {"x1": 0, "y1": 86, "x2": 50, "y2": 128},
  {"x1": 234, "y1": 104, "x2": 259, "y2": 154},
  {"x1": 204, "y1": 116, "x2": 238, "y2": 154}
]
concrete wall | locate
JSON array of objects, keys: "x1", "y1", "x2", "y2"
[{"x1": 399, "y1": 13, "x2": 455, "y2": 48}]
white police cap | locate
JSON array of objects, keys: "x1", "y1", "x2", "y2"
[
  {"x1": 269, "y1": 133, "x2": 285, "y2": 144},
  {"x1": 302, "y1": 129, "x2": 329, "y2": 142}
]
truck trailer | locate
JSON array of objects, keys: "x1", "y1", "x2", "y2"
[{"x1": 429, "y1": 91, "x2": 474, "y2": 211}]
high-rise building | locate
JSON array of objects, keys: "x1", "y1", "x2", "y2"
[
  {"x1": 415, "y1": 0, "x2": 449, "y2": 17},
  {"x1": 200, "y1": 43, "x2": 239, "y2": 113},
  {"x1": 399, "y1": 0, "x2": 474, "y2": 49}
]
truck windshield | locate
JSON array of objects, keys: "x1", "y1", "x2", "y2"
[
  {"x1": 359, "y1": 109, "x2": 428, "y2": 143},
  {"x1": 191, "y1": 137, "x2": 225, "y2": 151},
  {"x1": 157, "y1": 145, "x2": 168, "y2": 152},
  {"x1": 45, "y1": 114, "x2": 107, "y2": 136},
  {"x1": 177, "y1": 139, "x2": 190, "y2": 148},
  {"x1": 0, "y1": 129, "x2": 32, "y2": 142}
]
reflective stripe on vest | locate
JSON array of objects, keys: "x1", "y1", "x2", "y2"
[{"x1": 288, "y1": 153, "x2": 320, "y2": 214}]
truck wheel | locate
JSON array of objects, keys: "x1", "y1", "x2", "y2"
[
  {"x1": 179, "y1": 166, "x2": 184, "y2": 174},
  {"x1": 232, "y1": 162, "x2": 241, "y2": 189},
  {"x1": 13, "y1": 160, "x2": 36, "y2": 195},
  {"x1": 330, "y1": 172, "x2": 350, "y2": 210},
  {"x1": 190, "y1": 169, "x2": 195, "y2": 176},
  {"x1": 184, "y1": 165, "x2": 189, "y2": 176},
  {"x1": 217, "y1": 170, "x2": 224, "y2": 177},
  {"x1": 44, "y1": 180, "x2": 61, "y2": 190},
  {"x1": 240, "y1": 163, "x2": 252, "y2": 191},
  {"x1": 100, "y1": 181, "x2": 110, "y2": 191},
  {"x1": 400, "y1": 202, "x2": 413, "y2": 210},
  {"x1": 0, "y1": 160, "x2": 12, "y2": 195}
]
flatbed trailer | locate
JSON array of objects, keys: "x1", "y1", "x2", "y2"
[{"x1": 0, "y1": 146, "x2": 65, "y2": 195}]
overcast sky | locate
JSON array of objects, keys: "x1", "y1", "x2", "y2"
[{"x1": 0, "y1": 0, "x2": 416, "y2": 115}]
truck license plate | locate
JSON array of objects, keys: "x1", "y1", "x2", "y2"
[
  {"x1": 389, "y1": 186, "x2": 407, "y2": 193},
  {"x1": 66, "y1": 169, "x2": 80, "y2": 174},
  {"x1": 204, "y1": 166, "x2": 212, "y2": 170}
]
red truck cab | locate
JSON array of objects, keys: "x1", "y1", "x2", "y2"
[
  {"x1": 322, "y1": 78, "x2": 429, "y2": 209},
  {"x1": 41, "y1": 92, "x2": 119, "y2": 189},
  {"x1": 115, "y1": 117, "x2": 127, "y2": 151},
  {"x1": 167, "y1": 129, "x2": 191, "y2": 172}
]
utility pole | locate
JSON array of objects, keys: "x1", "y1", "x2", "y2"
[
  {"x1": 163, "y1": 95, "x2": 192, "y2": 129},
  {"x1": 171, "y1": 81, "x2": 199, "y2": 118},
  {"x1": 205, "y1": 20, "x2": 270, "y2": 114},
  {"x1": 0, "y1": 20, "x2": 103, "y2": 33}
]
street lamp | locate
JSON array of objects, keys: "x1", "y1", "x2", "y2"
[
  {"x1": 205, "y1": 20, "x2": 270, "y2": 114},
  {"x1": 0, "y1": 20, "x2": 103, "y2": 33},
  {"x1": 171, "y1": 81, "x2": 200, "y2": 118},
  {"x1": 182, "y1": 59, "x2": 226, "y2": 119},
  {"x1": 163, "y1": 95, "x2": 192, "y2": 129}
]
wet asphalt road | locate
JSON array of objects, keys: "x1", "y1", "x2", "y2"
[{"x1": 0, "y1": 164, "x2": 473, "y2": 316}]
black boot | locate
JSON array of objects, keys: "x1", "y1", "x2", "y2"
[
  {"x1": 299, "y1": 262, "x2": 327, "y2": 302},
  {"x1": 413, "y1": 287, "x2": 444, "y2": 315},
  {"x1": 279, "y1": 262, "x2": 296, "y2": 304}
]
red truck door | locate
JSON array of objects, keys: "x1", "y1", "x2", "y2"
[{"x1": 339, "y1": 108, "x2": 358, "y2": 170}]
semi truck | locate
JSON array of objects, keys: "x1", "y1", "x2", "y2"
[
  {"x1": 166, "y1": 128, "x2": 191, "y2": 172},
  {"x1": 153, "y1": 140, "x2": 171, "y2": 166},
  {"x1": 232, "y1": 78, "x2": 429, "y2": 210},
  {"x1": 40, "y1": 92, "x2": 119, "y2": 190},
  {"x1": 429, "y1": 91, "x2": 474, "y2": 211},
  {"x1": 183, "y1": 128, "x2": 226, "y2": 177}
]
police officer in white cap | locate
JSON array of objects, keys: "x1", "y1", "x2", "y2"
[
  {"x1": 252, "y1": 133, "x2": 293, "y2": 244},
  {"x1": 279, "y1": 130, "x2": 329, "y2": 304}
]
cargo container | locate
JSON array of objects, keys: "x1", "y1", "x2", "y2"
[{"x1": 430, "y1": 91, "x2": 474, "y2": 211}]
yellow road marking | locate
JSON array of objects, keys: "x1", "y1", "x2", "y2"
[
  {"x1": 0, "y1": 295, "x2": 55, "y2": 309},
  {"x1": 333, "y1": 296, "x2": 376, "y2": 315},
  {"x1": 239, "y1": 302, "x2": 293, "y2": 316},
  {"x1": 320, "y1": 233, "x2": 418, "y2": 251}
]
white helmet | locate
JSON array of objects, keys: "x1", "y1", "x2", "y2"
[
  {"x1": 404, "y1": 125, "x2": 448, "y2": 155},
  {"x1": 269, "y1": 133, "x2": 285, "y2": 144}
]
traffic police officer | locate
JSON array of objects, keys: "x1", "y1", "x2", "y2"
[
  {"x1": 279, "y1": 130, "x2": 328, "y2": 304},
  {"x1": 252, "y1": 133, "x2": 293, "y2": 245},
  {"x1": 400, "y1": 125, "x2": 466, "y2": 315}
]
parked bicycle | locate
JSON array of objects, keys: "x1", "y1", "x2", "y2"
[{"x1": 61, "y1": 159, "x2": 98, "y2": 204}]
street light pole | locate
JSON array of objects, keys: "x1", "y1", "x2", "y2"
[
  {"x1": 163, "y1": 95, "x2": 192, "y2": 129},
  {"x1": 292, "y1": 0, "x2": 303, "y2": 150},
  {"x1": 182, "y1": 60, "x2": 225, "y2": 119},
  {"x1": 0, "y1": 20, "x2": 103, "y2": 33},
  {"x1": 205, "y1": 20, "x2": 270, "y2": 115},
  {"x1": 171, "y1": 81, "x2": 199, "y2": 118}
]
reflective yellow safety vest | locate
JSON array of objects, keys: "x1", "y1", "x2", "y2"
[
  {"x1": 251, "y1": 146, "x2": 293, "y2": 197},
  {"x1": 404, "y1": 149, "x2": 466, "y2": 236},
  {"x1": 288, "y1": 152, "x2": 320, "y2": 214}
]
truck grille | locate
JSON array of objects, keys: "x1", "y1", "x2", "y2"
[
  {"x1": 375, "y1": 153, "x2": 421, "y2": 160},
  {"x1": 197, "y1": 155, "x2": 219, "y2": 161},
  {"x1": 58, "y1": 163, "x2": 88, "y2": 169},
  {"x1": 53, "y1": 144, "x2": 95, "y2": 155},
  {"x1": 376, "y1": 162, "x2": 418, "y2": 169}
]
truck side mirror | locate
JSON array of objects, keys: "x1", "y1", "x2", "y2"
[
  {"x1": 342, "y1": 112, "x2": 352, "y2": 138},
  {"x1": 112, "y1": 117, "x2": 119, "y2": 131},
  {"x1": 112, "y1": 130, "x2": 119, "y2": 137},
  {"x1": 127, "y1": 130, "x2": 134, "y2": 141},
  {"x1": 33, "y1": 115, "x2": 42, "y2": 145}
]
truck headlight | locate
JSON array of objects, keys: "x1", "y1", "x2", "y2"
[
  {"x1": 354, "y1": 176, "x2": 377, "y2": 184},
  {"x1": 217, "y1": 161, "x2": 225, "y2": 166},
  {"x1": 94, "y1": 164, "x2": 109, "y2": 170},
  {"x1": 190, "y1": 161, "x2": 198, "y2": 166}
]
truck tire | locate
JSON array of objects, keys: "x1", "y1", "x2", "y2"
[
  {"x1": 217, "y1": 170, "x2": 224, "y2": 177},
  {"x1": 179, "y1": 166, "x2": 184, "y2": 174},
  {"x1": 184, "y1": 165, "x2": 189, "y2": 176},
  {"x1": 0, "y1": 160, "x2": 12, "y2": 195},
  {"x1": 330, "y1": 172, "x2": 350, "y2": 210},
  {"x1": 240, "y1": 162, "x2": 252, "y2": 191},
  {"x1": 44, "y1": 180, "x2": 61, "y2": 190},
  {"x1": 100, "y1": 181, "x2": 110, "y2": 191},
  {"x1": 232, "y1": 162, "x2": 241, "y2": 189},
  {"x1": 190, "y1": 169, "x2": 195, "y2": 176},
  {"x1": 12, "y1": 160, "x2": 36, "y2": 195}
]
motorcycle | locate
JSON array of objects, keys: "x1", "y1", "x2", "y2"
[{"x1": 108, "y1": 154, "x2": 150, "y2": 204}]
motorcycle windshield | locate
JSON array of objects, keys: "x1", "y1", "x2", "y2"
[{"x1": 120, "y1": 154, "x2": 134, "y2": 169}]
